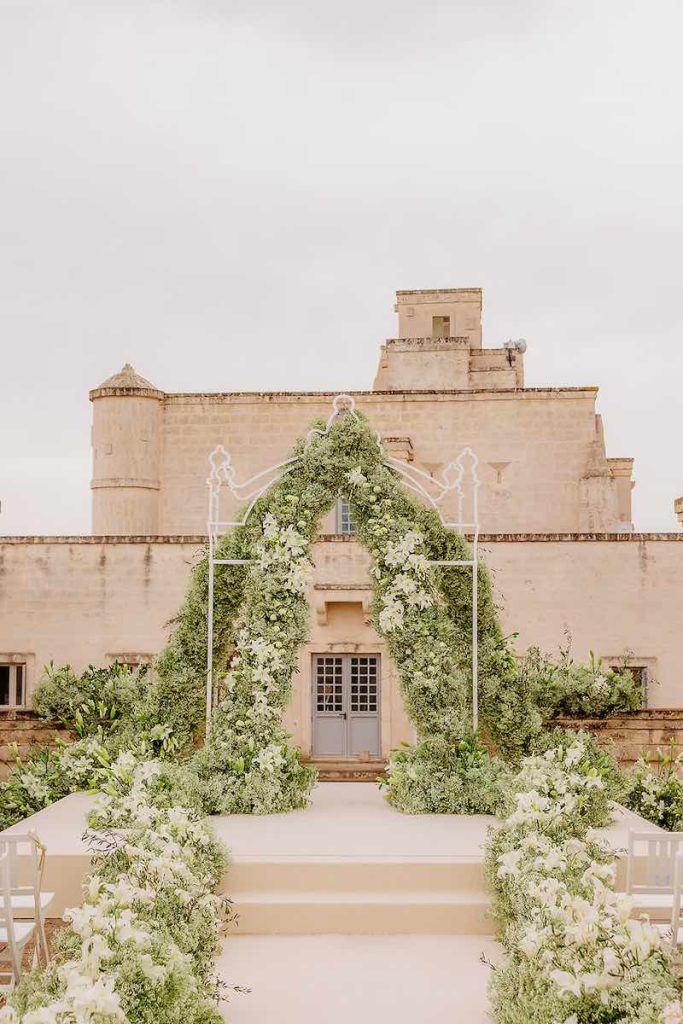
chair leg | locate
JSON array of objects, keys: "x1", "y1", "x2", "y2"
[
  {"x1": 38, "y1": 916, "x2": 50, "y2": 964},
  {"x1": 10, "y1": 943, "x2": 22, "y2": 985}
]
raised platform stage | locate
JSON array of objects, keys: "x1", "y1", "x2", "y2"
[{"x1": 3, "y1": 783, "x2": 658, "y2": 934}]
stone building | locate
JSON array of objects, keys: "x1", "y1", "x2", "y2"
[{"x1": 2, "y1": 288, "x2": 682, "y2": 760}]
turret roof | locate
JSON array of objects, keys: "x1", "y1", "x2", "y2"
[
  {"x1": 90, "y1": 363, "x2": 164, "y2": 399},
  {"x1": 96, "y1": 363, "x2": 157, "y2": 390}
]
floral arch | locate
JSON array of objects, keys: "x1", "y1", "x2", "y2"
[{"x1": 154, "y1": 398, "x2": 539, "y2": 813}]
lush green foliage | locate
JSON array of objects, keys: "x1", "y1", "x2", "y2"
[
  {"x1": 485, "y1": 735, "x2": 683, "y2": 1024},
  {"x1": 32, "y1": 662, "x2": 148, "y2": 731},
  {"x1": 0, "y1": 656, "x2": 182, "y2": 833},
  {"x1": 381, "y1": 734, "x2": 509, "y2": 815},
  {"x1": 623, "y1": 746, "x2": 683, "y2": 832},
  {"x1": 1, "y1": 753, "x2": 231, "y2": 1024},
  {"x1": 520, "y1": 646, "x2": 645, "y2": 720}
]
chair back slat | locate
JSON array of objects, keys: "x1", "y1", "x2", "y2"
[
  {"x1": 0, "y1": 847, "x2": 23, "y2": 985},
  {"x1": 0, "y1": 833, "x2": 41, "y2": 891},
  {"x1": 0, "y1": 849, "x2": 12, "y2": 930},
  {"x1": 627, "y1": 830, "x2": 683, "y2": 895}
]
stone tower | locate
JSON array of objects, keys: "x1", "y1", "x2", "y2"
[
  {"x1": 90, "y1": 364, "x2": 163, "y2": 535},
  {"x1": 373, "y1": 288, "x2": 525, "y2": 390}
]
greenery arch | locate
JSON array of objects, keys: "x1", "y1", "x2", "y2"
[{"x1": 155, "y1": 410, "x2": 540, "y2": 813}]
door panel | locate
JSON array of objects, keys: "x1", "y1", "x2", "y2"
[
  {"x1": 312, "y1": 655, "x2": 380, "y2": 757},
  {"x1": 348, "y1": 656, "x2": 380, "y2": 756},
  {"x1": 313, "y1": 656, "x2": 346, "y2": 756}
]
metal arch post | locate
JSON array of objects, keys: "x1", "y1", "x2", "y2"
[
  {"x1": 206, "y1": 532, "x2": 216, "y2": 738},
  {"x1": 472, "y1": 532, "x2": 479, "y2": 734},
  {"x1": 470, "y1": 449, "x2": 480, "y2": 735}
]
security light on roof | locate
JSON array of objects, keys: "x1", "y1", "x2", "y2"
[{"x1": 504, "y1": 338, "x2": 527, "y2": 353}]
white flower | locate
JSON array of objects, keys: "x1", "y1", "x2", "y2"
[
  {"x1": 497, "y1": 849, "x2": 522, "y2": 878},
  {"x1": 346, "y1": 467, "x2": 366, "y2": 487},
  {"x1": 549, "y1": 969, "x2": 582, "y2": 997},
  {"x1": 379, "y1": 600, "x2": 405, "y2": 633},
  {"x1": 662, "y1": 1001, "x2": 683, "y2": 1024}
]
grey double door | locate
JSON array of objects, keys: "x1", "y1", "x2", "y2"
[{"x1": 312, "y1": 654, "x2": 380, "y2": 757}]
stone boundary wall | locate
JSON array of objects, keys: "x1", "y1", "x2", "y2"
[
  {"x1": 3, "y1": 708, "x2": 682, "y2": 780},
  {"x1": 0, "y1": 709, "x2": 73, "y2": 780},
  {"x1": 556, "y1": 710, "x2": 683, "y2": 765}
]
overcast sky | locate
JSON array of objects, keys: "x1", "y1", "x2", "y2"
[{"x1": 1, "y1": 0, "x2": 682, "y2": 534}]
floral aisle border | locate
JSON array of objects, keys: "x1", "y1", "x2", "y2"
[
  {"x1": 485, "y1": 733, "x2": 683, "y2": 1024},
  {"x1": 0, "y1": 753, "x2": 230, "y2": 1024}
]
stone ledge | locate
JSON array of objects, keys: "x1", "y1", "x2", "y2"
[
  {"x1": 557, "y1": 710, "x2": 683, "y2": 724},
  {"x1": 384, "y1": 337, "x2": 471, "y2": 350},
  {"x1": 90, "y1": 478, "x2": 160, "y2": 491},
  {"x1": 162, "y1": 386, "x2": 599, "y2": 403},
  {"x1": 396, "y1": 287, "x2": 482, "y2": 298},
  {"x1": 2, "y1": 533, "x2": 683, "y2": 545}
]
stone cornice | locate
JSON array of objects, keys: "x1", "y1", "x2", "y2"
[
  {"x1": 395, "y1": 288, "x2": 482, "y2": 301},
  {"x1": 384, "y1": 337, "x2": 471, "y2": 350},
  {"x1": 90, "y1": 478, "x2": 160, "y2": 490},
  {"x1": 89, "y1": 386, "x2": 164, "y2": 401},
  {"x1": 2, "y1": 533, "x2": 682, "y2": 545},
  {"x1": 161, "y1": 386, "x2": 599, "y2": 404}
]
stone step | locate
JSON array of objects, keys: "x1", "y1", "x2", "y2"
[
  {"x1": 303, "y1": 759, "x2": 388, "y2": 782},
  {"x1": 230, "y1": 888, "x2": 491, "y2": 935},
  {"x1": 229, "y1": 856, "x2": 485, "y2": 894}
]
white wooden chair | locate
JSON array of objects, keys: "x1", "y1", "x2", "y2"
[
  {"x1": 0, "y1": 832, "x2": 54, "y2": 965},
  {"x1": 626, "y1": 830, "x2": 683, "y2": 919},
  {"x1": 651, "y1": 850, "x2": 683, "y2": 951},
  {"x1": 0, "y1": 849, "x2": 36, "y2": 988}
]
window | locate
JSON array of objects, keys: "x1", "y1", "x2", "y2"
[
  {"x1": 336, "y1": 499, "x2": 357, "y2": 536},
  {"x1": 608, "y1": 663, "x2": 650, "y2": 704},
  {"x1": 432, "y1": 315, "x2": 451, "y2": 338},
  {"x1": 0, "y1": 663, "x2": 26, "y2": 706}
]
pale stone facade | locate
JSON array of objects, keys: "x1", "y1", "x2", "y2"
[
  {"x1": 2, "y1": 286, "x2": 682, "y2": 756},
  {"x1": 1, "y1": 534, "x2": 682, "y2": 756},
  {"x1": 90, "y1": 289, "x2": 634, "y2": 537}
]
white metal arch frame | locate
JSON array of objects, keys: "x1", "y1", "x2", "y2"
[{"x1": 204, "y1": 394, "x2": 480, "y2": 738}]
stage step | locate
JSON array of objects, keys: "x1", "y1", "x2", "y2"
[
  {"x1": 229, "y1": 857, "x2": 484, "y2": 893},
  {"x1": 303, "y1": 759, "x2": 388, "y2": 782},
  {"x1": 231, "y1": 888, "x2": 490, "y2": 935},
  {"x1": 227, "y1": 855, "x2": 489, "y2": 935}
]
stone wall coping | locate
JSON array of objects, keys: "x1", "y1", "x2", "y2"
[
  {"x1": 2, "y1": 533, "x2": 683, "y2": 545},
  {"x1": 395, "y1": 288, "x2": 482, "y2": 299},
  {"x1": 158, "y1": 386, "x2": 599, "y2": 404},
  {"x1": 556, "y1": 711, "x2": 683, "y2": 723},
  {"x1": 384, "y1": 337, "x2": 471, "y2": 349},
  {"x1": 89, "y1": 386, "x2": 165, "y2": 401}
]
